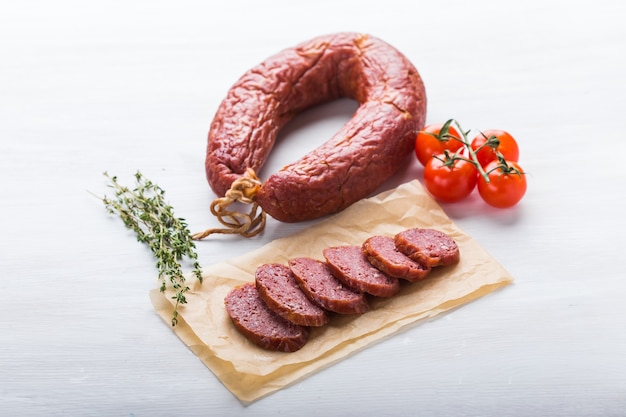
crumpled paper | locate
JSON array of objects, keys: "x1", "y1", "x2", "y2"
[{"x1": 150, "y1": 180, "x2": 514, "y2": 403}]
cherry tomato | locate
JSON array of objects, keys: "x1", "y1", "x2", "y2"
[
  {"x1": 477, "y1": 160, "x2": 527, "y2": 208},
  {"x1": 471, "y1": 129, "x2": 520, "y2": 167},
  {"x1": 423, "y1": 155, "x2": 478, "y2": 203},
  {"x1": 415, "y1": 123, "x2": 464, "y2": 166}
]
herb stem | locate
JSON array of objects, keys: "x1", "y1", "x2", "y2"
[{"x1": 98, "y1": 171, "x2": 203, "y2": 326}]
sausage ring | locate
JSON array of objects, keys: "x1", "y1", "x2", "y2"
[{"x1": 205, "y1": 32, "x2": 427, "y2": 223}]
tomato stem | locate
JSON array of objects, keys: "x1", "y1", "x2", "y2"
[
  {"x1": 473, "y1": 132, "x2": 501, "y2": 153},
  {"x1": 489, "y1": 154, "x2": 525, "y2": 177},
  {"x1": 441, "y1": 119, "x2": 491, "y2": 184},
  {"x1": 430, "y1": 119, "x2": 526, "y2": 185}
]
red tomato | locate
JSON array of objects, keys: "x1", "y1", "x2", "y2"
[
  {"x1": 415, "y1": 123, "x2": 464, "y2": 166},
  {"x1": 477, "y1": 160, "x2": 527, "y2": 208},
  {"x1": 423, "y1": 155, "x2": 478, "y2": 203},
  {"x1": 471, "y1": 129, "x2": 520, "y2": 167}
]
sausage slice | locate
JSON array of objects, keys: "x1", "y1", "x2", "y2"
[
  {"x1": 362, "y1": 235, "x2": 431, "y2": 282},
  {"x1": 394, "y1": 228, "x2": 460, "y2": 267},
  {"x1": 288, "y1": 257, "x2": 369, "y2": 315},
  {"x1": 224, "y1": 282, "x2": 309, "y2": 352},
  {"x1": 255, "y1": 263, "x2": 328, "y2": 327},
  {"x1": 323, "y1": 245, "x2": 400, "y2": 298}
]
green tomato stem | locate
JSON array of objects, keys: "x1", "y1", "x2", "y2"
[{"x1": 445, "y1": 119, "x2": 490, "y2": 184}]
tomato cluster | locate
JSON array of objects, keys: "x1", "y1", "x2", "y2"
[{"x1": 414, "y1": 120, "x2": 527, "y2": 208}]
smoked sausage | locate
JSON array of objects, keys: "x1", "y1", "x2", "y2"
[{"x1": 205, "y1": 32, "x2": 426, "y2": 223}]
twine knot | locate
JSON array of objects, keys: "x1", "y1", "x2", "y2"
[{"x1": 191, "y1": 168, "x2": 266, "y2": 240}]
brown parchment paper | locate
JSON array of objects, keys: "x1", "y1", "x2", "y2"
[{"x1": 150, "y1": 180, "x2": 514, "y2": 403}]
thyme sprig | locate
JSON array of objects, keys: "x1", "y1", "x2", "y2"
[{"x1": 100, "y1": 171, "x2": 203, "y2": 326}]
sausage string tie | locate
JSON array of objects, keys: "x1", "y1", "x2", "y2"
[{"x1": 191, "y1": 168, "x2": 266, "y2": 240}]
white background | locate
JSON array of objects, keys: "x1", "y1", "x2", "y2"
[{"x1": 2, "y1": 0, "x2": 626, "y2": 416}]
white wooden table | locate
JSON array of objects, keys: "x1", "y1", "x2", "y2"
[{"x1": 2, "y1": 0, "x2": 625, "y2": 415}]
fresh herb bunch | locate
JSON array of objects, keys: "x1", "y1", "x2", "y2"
[{"x1": 101, "y1": 171, "x2": 203, "y2": 326}]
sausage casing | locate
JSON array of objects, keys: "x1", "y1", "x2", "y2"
[{"x1": 205, "y1": 32, "x2": 427, "y2": 222}]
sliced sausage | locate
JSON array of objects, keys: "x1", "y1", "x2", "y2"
[
  {"x1": 394, "y1": 228, "x2": 460, "y2": 267},
  {"x1": 205, "y1": 32, "x2": 427, "y2": 222},
  {"x1": 323, "y1": 245, "x2": 400, "y2": 298},
  {"x1": 288, "y1": 257, "x2": 369, "y2": 315},
  {"x1": 255, "y1": 263, "x2": 328, "y2": 327},
  {"x1": 224, "y1": 282, "x2": 308, "y2": 352},
  {"x1": 362, "y1": 235, "x2": 431, "y2": 282}
]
